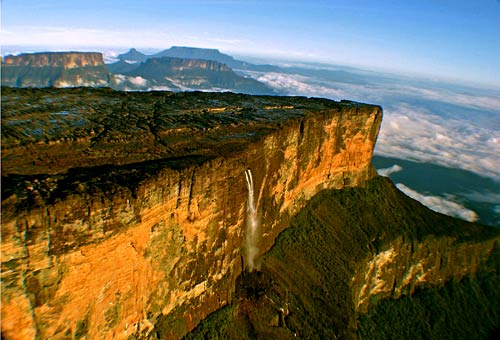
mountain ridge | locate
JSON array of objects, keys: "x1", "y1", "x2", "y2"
[
  {"x1": 117, "y1": 46, "x2": 283, "y2": 72},
  {"x1": 115, "y1": 56, "x2": 276, "y2": 94},
  {"x1": 1, "y1": 51, "x2": 276, "y2": 94}
]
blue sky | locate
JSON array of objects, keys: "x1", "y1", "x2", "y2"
[{"x1": 2, "y1": 0, "x2": 500, "y2": 86}]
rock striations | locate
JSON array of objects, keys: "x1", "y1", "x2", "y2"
[
  {"x1": 1, "y1": 87, "x2": 381, "y2": 339},
  {"x1": 2, "y1": 87, "x2": 498, "y2": 340},
  {"x1": 1, "y1": 52, "x2": 112, "y2": 88}
]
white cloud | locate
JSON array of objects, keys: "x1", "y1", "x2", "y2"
[
  {"x1": 254, "y1": 72, "x2": 347, "y2": 99},
  {"x1": 377, "y1": 164, "x2": 403, "y2": 177},
  {"x1": 400, "y1": 85, "x2": 500, "y2": 112},
  {"x1": 0, "y1": 25, "x2": 176, "y2": 49},
  {"x1": 1, "y1": 25, "x2": 252, "y2": 55},
  {"x1": 375, "y1": 104, "x2": 500, "y2": 180},
  {"x1": 254, "y1": 69, "x2": 500, "y2": 181},
  {"x1": 396, "y1": 183, "x2": 478, "y2": 222},
  {"x1": 128, "y1": 76, "x2": 148, "y2": 87},
  {"x1": 462, "y1": 191, "x2": 500, "y2": 204}
]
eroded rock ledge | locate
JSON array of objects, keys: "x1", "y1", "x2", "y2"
[{"x1": 1, "y1": 87, "x2": 381, "y2": 339}]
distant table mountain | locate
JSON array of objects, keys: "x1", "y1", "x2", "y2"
[
  {"x1": 109, "y1": 56, "x2": 277, "y2": 94},
  {"x1": 116, "y1": 46, "x2": 283, "y2": 72},
  {"x1": 1, "y1": 51, "x2": 277, "y2": 95},
  {"x1": 1, "y1": 52, "x2": 112, "y2": 87}
]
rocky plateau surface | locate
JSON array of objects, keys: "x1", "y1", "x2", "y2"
[{"x1": 1, "y1": 87, "x2": 381, "y2": 339}]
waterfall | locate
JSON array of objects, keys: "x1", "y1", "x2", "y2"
[{"x1": 244, "y1": 169, "x2": 260, "y2": 271}]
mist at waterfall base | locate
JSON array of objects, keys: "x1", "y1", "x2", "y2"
[{"x1": 244, "y1": 169, "x2": 261, "y2": 272}]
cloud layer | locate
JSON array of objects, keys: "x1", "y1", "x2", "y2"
[
  {"x1": 377, "y1": 164, "x2": 403, "y2": 177},
  {"x1": 375, "y1": 104, "x2": 500, "y2": 180},
  {"x1": 396, "y1": 183, "x2": 478, "y2": 222},
  {"x1": 251, "y1": 68, "x2": 500, "y2": 181}
]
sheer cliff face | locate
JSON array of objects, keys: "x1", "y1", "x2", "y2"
[
  {"x1": 2, "y1": 52, "x2": 105, "y2": 68},
  {"x1": 146, "y1": 57, "x2": 232, "y2": 72},
  {"x1": 352, "y1": 235, "x2": 498, "y2": 313},
  {"x1": 1, "y1": 88, "x2": 381, "y2": 339},
  {"x1": 183, "y1": 177, "x2": 500, "y2": 340},
  {"x1": 1, "y1": 52, "x2": 111, "y2": 87}
]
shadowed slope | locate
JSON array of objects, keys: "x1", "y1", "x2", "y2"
[{"x1": 184, "y1": 176, "x2": 499, "y2": 340}]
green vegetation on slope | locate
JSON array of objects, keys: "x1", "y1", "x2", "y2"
[
  {"x1": 358, "y1": 273, "x2": 500, "y2": 340},
  {"x1": 183, "y1": 177, "x2": 499, "y2": 340}
]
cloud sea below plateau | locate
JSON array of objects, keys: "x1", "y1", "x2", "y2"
[
  {"x1": 238, "y1": 63, "x2": 499, "y2": 226},
  {"x1": 4, "y1": 45, "x2": 498, "y2": 225}
]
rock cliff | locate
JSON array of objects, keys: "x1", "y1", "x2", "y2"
[
  {"x1": 2, "y1": 52, "x2": 105, "y2": 68},
  {"x1": 185, "y1": 177, "x2": 499, "y2": 339},
  {"x1": 1, "y1": 87, "x2": 381, "y2": 339},
  {"x1": 1, "y1": 52, "x2": 111, "y2": 88}
]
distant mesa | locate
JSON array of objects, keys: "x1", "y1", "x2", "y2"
[
  {"x1": 113, "y1": 56, "x2": 275, "y2": 94},
  {"x1": 1, "y1": 49, "x2": 277, "y2": 94},
  {"x1": 1, "y1": 52, "x2": 112, "y2": 87},
  {"x1": 2, "y1": 51, "x2": 105, "y2": 68},
  {"x1": 116, "y1": 46, "x2": 283, "y2": 72}
]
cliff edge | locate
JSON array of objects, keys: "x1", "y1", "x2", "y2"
[
  {"x1": 1, "y1": 52, "x2": 111, "y2": 87},
  {"x1": 1, "y1": 87, "x2": 381, "y2": 339}
]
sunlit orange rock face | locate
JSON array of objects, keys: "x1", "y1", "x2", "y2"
[
  {"x1": 1, "y1": 52, "x2": 110, "y2": 87},
  {"x1": 2, "y1": 52, "x2": 105, "y2": 68},
  {"x1": 1, "y1": 88, "x2": 382, "y2": 339}
]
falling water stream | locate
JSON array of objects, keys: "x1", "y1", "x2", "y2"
[{"x1": 244, "y1": 169, "x2": 259, "y2": 271}]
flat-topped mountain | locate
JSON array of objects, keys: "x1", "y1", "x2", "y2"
[
  {"x1": 117, "y1": 46, "x2": 282, "y2": 72},
  {"x1": 2, "y1": 51, "x2": 276, "y2": 94},
  {"x1": 1, "y1": 52, "x2": 112, "y2": 87},
  {"x1": 113, "y1": 56, "x2": 275, "y2": 94},
  {"x1": 2, "y1": 52, "x2": 104, "y2": 68}
]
